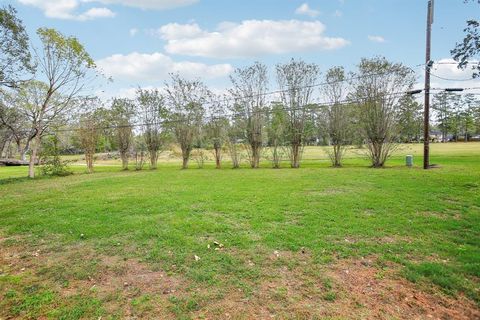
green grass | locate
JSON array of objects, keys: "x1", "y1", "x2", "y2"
[{"x1": 0, "y1": 143, "x2": 479, "y2": 319}]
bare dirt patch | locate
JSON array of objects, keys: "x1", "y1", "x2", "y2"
[
  {"x1": 0, "y1": 240, "x2": 187, "y2": 319},
  {"x1": 193, "y1": 252, "x2": 480, "y2": 319},
  {"x1": 327, "y1": 259, "x2": 479, "y2": 320},
  {"x1": 2, "y1": 239, "x2": 479, "y2": 319}
]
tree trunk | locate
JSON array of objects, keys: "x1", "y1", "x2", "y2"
[
  {"x1": 291, "y1": 143, "x2": 301, "y2": 168},
  {"x1": 18, "y1": 140, "x2": 29, "y2": 162},
  {"x1": 0, "y1": 137, "x2": 8, "y2": 158},
  {"x1": 182, "y1": 157, "x2": 189, "y2": 169},
  {"x1": 250, "y1": 144, "x2": 260, "y2": 168},
  {"x1": 121, "y1": 154, "x2": 129, "y2": 170},
  {"x1": 86, "y1": 153, "x2": 94, "y2": 173},
  {"x1": 214, "y1": 147, "x2": 221, "y2": 169},
  {"x1": 28, "y1": 133, "x2": 41, "y2": 178},
  {"x1": 150, "y1": 151, "x2": 158, "y2": 169}
]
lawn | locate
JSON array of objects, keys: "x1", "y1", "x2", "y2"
[{"x1": 0, "y1": 143, "x2": 479, "y2": 319}]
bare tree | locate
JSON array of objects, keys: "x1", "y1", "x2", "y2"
[
  {"x1": 27, "y1": 28, "x2": 96, "y2": 178},
  {"x1": 206, "y1": 95, "x2": 228, "y2": 169},
  {"x1": 133, "y1": 135, "x2": 147, "y2": 171},
  {"x1": 0, "y1": 90, "x2": 30, "y2": 159},
  {"x1": 322, "y1": 66, "x2": 352, "y2": 167},
  {"x1": 165, "y1": 74, "x2": 209, "y2": 169},
  {"x1": 111, "y1": 98, "x2": 134, "y2": 170},
  {"x1": 230, "y1": 62, "x2": 268, "y2": 168},
  {"x1": 350, "y1": 57, "x2": 415, "y2": 167},
  {"x1": 226, "y1": 120, "x2": 243, "y2": 169},
  {"x1": 136, "y1": 89, "x2": 166, "y2": 169},
  {"x1": 79, "y1": 112, "x2": 99, "y2": 173},
  {"x1": 276, "y1": 59, "x2": 319, "y2": 168},
  {"x1": 266, "y1": 102, "x2": 287, "y2": 168}
]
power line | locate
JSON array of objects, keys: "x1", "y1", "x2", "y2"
[
  {"x1": 32, "y1": 88, "x2": 480, "y2": 135},
  {"x1": 430, "y1": 72, "x2": 477, "y2": 82}
]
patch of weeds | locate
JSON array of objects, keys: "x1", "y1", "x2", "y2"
[
  {"x1": 321, "y1": 277, "x2": 333, "y2": 290},
  {"x1": 131, "y1": 294, "x2": 154, "y2": 316},
  {"x1": 272, "y1": 287, "x2": 288, "y2": 301},
  {"x1": 168, "y1": 295, "x2": 202, "y2": 319},
  {"x1": 49, "y1": 294, "x2": 104, "y2": 320},
  {"x1": 463, "y1": 182, "x2": 478, "y2": 189},
  {"x1": 37, "y1": 259, "x2": 98, "y2": 283},
  {"x1": 323, "y1": 291, "x2": 337, "y2": 301},
  {"x1": 9, "y1": 286, "x2": 56, "y2": 318},
  {"x1": 404, "y1": 262, "x2": 477, "y2": 301}
]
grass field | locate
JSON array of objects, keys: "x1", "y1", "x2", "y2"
[{"x1": 0, "y1": 143, "x2": 479, "y2": 319}]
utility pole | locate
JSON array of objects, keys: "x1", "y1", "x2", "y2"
[{"x1": 423, "y1": 0, "x2": 434, "y2": 169}]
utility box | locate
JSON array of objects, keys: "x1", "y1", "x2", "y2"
[{"x1": 406, "y1": 155, "x2": 413, "y2": 167}]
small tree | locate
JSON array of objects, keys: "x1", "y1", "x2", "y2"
[
  {"x1": 226, "y1": 120, "x2": 243, "y2": 169},
  {"x1": 462, "y1": 94, "x2": 479, "y2": 141},
  {"x1": 350, "y1": 57, "x2": 415, "y2": 168},
  {"x1": 433, "y1": 91, "x2": 453, "y2": 142},
  {"x1": 165, "y1": 74, "x2": 209, "y2": 169},
  {"x1": 230, "y1": 62, "x2": 268, "y2": 168},
  {"x1": 136, "y1": 89, "x2": 166, "y2": 169},
  {"x1": 111, "y1": 98, "x2": 134, "y2": 170},
  {"x1": 40, "y1": 135, "x2": 72, "y2": 176},
  {"x1": 322, "y1": 67, "x2": 352, "y2": 167},
  {"x1": 276, "y1": 59, "x2": 319, "y2": 168},
  {"x1": 79, "y1": 112, "x2": 99, "y2": 173},
  {"x1": 133, "y1": 135, "x2": 147, "y2": 171},
  {"x1": 206, "y1": 96, "x2": 228, "y2": 169},
  {"x1": 396, "y1": 95, "x2": 423, "y2": 143},
  {"x1": 266, "y1": 103, "x2": 287, "y2": 168}
]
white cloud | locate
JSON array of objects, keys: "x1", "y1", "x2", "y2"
[
  {"x1": 18, "y1": 0, "x2": 115, "y2": 20},
  {"x1": 129, "y1": 28, "x2": 138, "y2": 36},
  {"x1": 333, "y1": 10, "x2": 343, "y2": 17},
  {"x1": 156, "y1": 20, "x2": 349, "y2": 58},
  {"x1": 18, "y1": 0, "x2": 197, "y2": 20},
  {"x1": 82, "y1": 0, "x2": 198, "y2": 10},
  {"x1": 368, "y1": 35, "x2": 385, "y2": 43},
  {"x1": 79, "y1": 7, "x2": 115, "y2": 20},
  {"x1": 430, "y1": 59, "x2": 479, "y2": 90},
  {"x1": 412, "y1": 58, "x2": 480, "y2": 95},
  {"x1": 96, "y1": 52, "x2": 233, "y2": 83},
  {"x1": 295, "y1": 3, "x2": 320, "y2": 17}
]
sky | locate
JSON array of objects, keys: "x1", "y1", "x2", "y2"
[{"x1": 2, "y1": 0, "x2": 479, "y2": 99}]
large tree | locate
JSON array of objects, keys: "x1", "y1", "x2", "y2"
[
  {"x1": 230, "y1": 62, "x2": 268, "y2": 168},
  {"x1": 0, "y1": 89, "x2": 29, "y2": 159},
  {"x1": 0, "y1": 5, "x2": 33, "y2": 88},
  {"x1": 276, "y1": 59, "x2": 319, "y2": 168},
  {"x1": 0, "y1": 5, "x2": 33, "y2": 157},
  {"x1": 27, "y1": 28, "x2": 96, "y2": 178},
  {"x1": 165, "y1": 74, "x2": 209, "y2": 169},
  {"x1": 322, "y1": 66, "x2": 352, "y2": 167},
  {"x1": 451, "y1": 1, "x2": 479, "y2": 78},
  {"x1": 136, "y1": 88, "x2": 167, "y2": 169},
  {"x1": 350, "y1": 57, "x2": 415, "y2": 168}
]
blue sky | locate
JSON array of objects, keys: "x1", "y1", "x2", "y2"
[{"x1": 2, "y1": 0, "x2": 479, "y2": 97}]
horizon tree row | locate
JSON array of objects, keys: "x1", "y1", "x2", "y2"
[
  {"x1": 1, "y1": 5, "x2": 479, "y2": 176},
  {"x1": 64, "y1": 57, "x2": 475, "y2": 171}
]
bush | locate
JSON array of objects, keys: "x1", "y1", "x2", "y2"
[{"x1": 40, "y1": 136, "x2": 72, "y2": 177}]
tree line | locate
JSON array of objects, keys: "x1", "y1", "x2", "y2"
[{"x1": 1, "y1": 5, "x2": 479, "y2": 177}]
